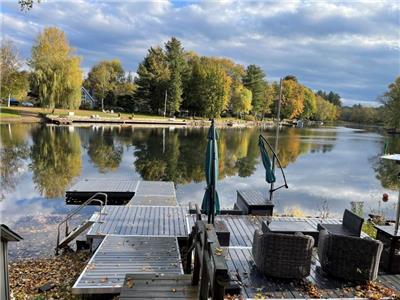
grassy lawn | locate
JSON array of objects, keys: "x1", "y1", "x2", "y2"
[
  {"x1": 0, "y1": 106, "x2": 188, "y2": 120},
  {"x1": 0, "y1": 106, "x2": 256, "y2": 122},
  {"x1": 0, "y1": 107, "x2": 21, "y2": 118}
]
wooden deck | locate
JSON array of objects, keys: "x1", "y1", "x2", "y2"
[
  {"x1": 119, "y1": 274, "x2": 197, "y2": 299},
  {"x1": 224, "y1": 247, "x2": 399, "y2": 298},
  {"x1": 74, "y1": 195, "x2": 400, "y2": 298},
  {"x1": 128, "y1": 181, "x2": 178, "y2": 206},
  {"x1": 87, "y1": 206, "x2": 189, "y2": 238},
  {"x1": 73, "y1": 235, "x2": 183, "y2": 294}
]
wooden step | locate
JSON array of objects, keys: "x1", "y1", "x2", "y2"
[{"x1": 119, "y1": 274, "x2": 197, "y2": 299}]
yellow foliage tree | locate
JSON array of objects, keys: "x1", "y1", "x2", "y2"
[
  {"x1": 30, "y1": 27, "x2": 83, "y2": 109},
  {"x1": 281, "y1": 79, "x2": 304, "y2": 119}
]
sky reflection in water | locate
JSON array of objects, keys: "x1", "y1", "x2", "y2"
[{"x1": 0, "y1": 123, "x2": 399, "y2": 258}]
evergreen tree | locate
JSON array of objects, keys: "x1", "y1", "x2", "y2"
[
  {"x1": 165, "y1": 37, "x2": 186, "y2": 115},
  {"x1": 243, "y1": 65, "x2": 266, "y2": 117},
  {"x1": 134, "y1": 47, "x2": 170, "y2": 113}
]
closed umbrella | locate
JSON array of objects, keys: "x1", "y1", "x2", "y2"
[
  {"x1": 258, "y1": 135, "x2": 288, "y2": 201},
  {"x1": 201, "y1": 119, "x2": 220, "y2": 224},
  {"x1": 381, "y1": 154, "x2": 400, "y2": 234}
]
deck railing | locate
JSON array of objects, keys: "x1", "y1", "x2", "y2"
[
  {"x1": 188, "y1": 219, "x2": 230, "y2": 300},
  {"x1": 55, "y1": 192, "x2": 108, "y2": 254}
]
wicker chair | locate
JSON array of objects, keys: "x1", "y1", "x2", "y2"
[
  {"x1": 318, "y1": 229, "x2": 383, "y2": 281},
  {"x1": 252, "y1": 229, "x2": 314, "y2": 279},
  {"x1": 317, "y1": 209, "x2": 364, "y2": 237}
]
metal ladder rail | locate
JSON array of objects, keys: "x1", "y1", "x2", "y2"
[{"x1": 56, "y1": 192, "x2": 108, "y2": 254}]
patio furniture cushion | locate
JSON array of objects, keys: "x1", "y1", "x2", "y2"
[
  {"x1": 318, "y1": 229, "x2": 383, "y2": 281},
  {"x1": 252, "y1": 230, "x2": 314, "y2": 279}
]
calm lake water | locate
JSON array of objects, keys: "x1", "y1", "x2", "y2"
[{"x1": 1, "y1": 123, "x2": 399, "y2": 259}]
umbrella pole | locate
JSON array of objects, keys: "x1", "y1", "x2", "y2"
[
  {"x1": 270, "y1": 78, "x2": 283, "y2": 202},
  {"x1": 212, "y1": 120, "x2": 216, "y2": 224}
]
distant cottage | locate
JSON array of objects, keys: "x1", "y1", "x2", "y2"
[{"x1": 1, "y1": 224, "x2": 22, "y2": 300}]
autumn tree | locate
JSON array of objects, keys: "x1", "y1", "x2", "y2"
[
  {"x1": 135, "y1": 47, "x2": 170, "y2": 113},
  {"x1": 0, "y1": 40, "x2": 29, "y2": 102},
  {"x1": 231, "y1": 84, "x2": 252, "y2": 117},
  {"x1": 301, "y1": 87, "x2": 317, "y2": 119},
  {"x1": 188, "y1": 57, "x2": 232, "y2": 117},
  {"x1": 260, "y1": 82, "x2": 274, "y2": 117},
  {"x1": 243, "y1": 65, "x2": 266, "y2": 117},
  {"x1": 280, "y1": 78, "x2": 304, "y2": 119},
  {"x1": 314, "y1": 96, "x2": 337, "y2": 121},
  {"x1": 381, "y1": 76, "x2": 400, "y2": 130},
  {"x1": 30, "y1": 27, "x2": 83, "y2": 109},
  {"x1": 85, "y1": 59, "x2": 126, "y2": 110}
]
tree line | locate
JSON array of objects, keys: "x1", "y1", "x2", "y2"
[{"x1": 1, "y1": 26, "x2": 399, "y2": 127}]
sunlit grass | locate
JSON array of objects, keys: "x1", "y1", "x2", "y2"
[{"x1": 0, "y1": 107, "x2": 21, "y2": 118}]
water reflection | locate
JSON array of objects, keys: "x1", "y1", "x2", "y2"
[
  {"x1": 373, "y1": 136, "x2": 400, "y2": 190},
  {"x1": 131, "y1": 127, "x2": 338, "y2": 183},
  {"x1": 87, "y1": 127, "x2": 123, "y2": 173},
  {"x1": 30, "y1": 125, "x2": 82, "y2": 198},
  {"x1": 0, "y1": 124, "x2": 30, "y2": 200},
  {"x1": 1, "y1": 124, "x2": 400, "y2": 259}
]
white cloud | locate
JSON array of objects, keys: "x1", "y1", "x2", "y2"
[{"x1": 1, "y1": 0, "x2": 399, "y2": 102}]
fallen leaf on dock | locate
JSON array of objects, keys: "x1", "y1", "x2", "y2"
[{"x1": 126, "y1": 278, "x2": 135, "y2": 288}]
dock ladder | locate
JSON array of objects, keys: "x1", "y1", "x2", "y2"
[{"x1": 56, "y1": 192, "x2": 108, "y2": 254}]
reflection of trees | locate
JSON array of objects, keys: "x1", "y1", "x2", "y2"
[
  {"x1": 374, "y1": 137, "x2": 400, "y2": 190},
  {"x1": 87, "y1": 127, "x2": 123, "y2": 172},
  {"x1": 30, "y1": 126, "x2": 82, "y2": 198},
  {"x1": 0, "y1": 124, "x2": 30, "y2": 199},
  {"x1": 133, "y1": 129, "x2": 258, "y2": 183},
  {"x1": 271, "y1": 128, "x2": 337, "y2": 167},
  {"x1": 132, "y1": 127, "x2": 338, "y2": 183}
]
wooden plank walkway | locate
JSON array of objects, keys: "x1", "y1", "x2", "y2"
[
  {"x1": 66, "y1": 179, "x2": 177, "y2": 205},
  {"x1": 129, "y1": 181, "x2": 178, "y2": 206},
  {"x1": 87, "y1": 206, "x2": 189, "y2": 238},
  {"x1": 73, "y1": 235, "x2": 183, "y2": 294},
  {"x1": 119, "y1": 274, "x2": 197, "y2": 299}
]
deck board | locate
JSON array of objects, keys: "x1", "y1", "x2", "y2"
[
  {"x1": 73, "y1": 235, "x2": 183, "y2": 294},
  {"x1": 120, "y1": 274, "x2": 197, "y2": 299},
  {"x1": 88, "y1": 206, "x2": 189, "y2": 238}
]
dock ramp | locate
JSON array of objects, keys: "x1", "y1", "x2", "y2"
[{"x1": 73, "y1": 235, "x2": 183, "y2": 294}]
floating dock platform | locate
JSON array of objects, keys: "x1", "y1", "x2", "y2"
[{"x1": 66, "y1": 179, "x2": 177, "y2": 205}]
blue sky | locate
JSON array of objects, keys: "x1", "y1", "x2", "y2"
[{"x1": 1, "y1": 0, "x2": 399, "y2": 106}]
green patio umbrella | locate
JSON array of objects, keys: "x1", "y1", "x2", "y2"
[
  {"x1": 201, "y1": 119, "x2": 220, "y2": 224},
  {"x1": 258, "y1": 135, "x2": 288, "y2": 201}
]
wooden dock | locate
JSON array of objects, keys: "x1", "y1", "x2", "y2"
[
  {"x1": 87, "y1": 206, "x2": 189, "y2": 239},
  {"x1": 66, "y1": 179, "x2": 177, "y2": 205},
  {"x1": 67, "y1": 178, "x2": 400, "y2": 299}
]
